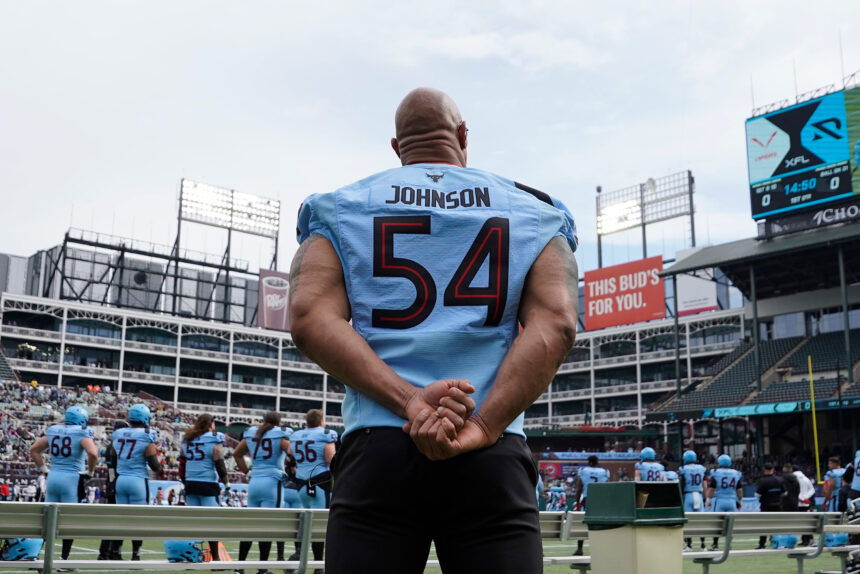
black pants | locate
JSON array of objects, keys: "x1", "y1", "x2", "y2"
[{"x1": 325, "y1": 428, "x2": 542, "y2": 574}]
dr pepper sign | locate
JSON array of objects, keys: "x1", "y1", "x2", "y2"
[{"x1": 584, "y1": 256, "x2": 665, "y2": 330}]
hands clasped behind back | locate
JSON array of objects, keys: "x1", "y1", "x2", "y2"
[{"x1": 402, "y1": 378, "x2": 491, "y2": 460}]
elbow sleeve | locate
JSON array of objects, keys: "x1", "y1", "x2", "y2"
[
  {"x1": 214, "y1": 459, "x2": 228, "y2": 484},
  {"x1": 146, "y1": 455, "x2": 162, "y2": 474}
]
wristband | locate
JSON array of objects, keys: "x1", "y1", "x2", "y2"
[{"x1": 38, "y1": 465, "x2": 49, "y2": 474}]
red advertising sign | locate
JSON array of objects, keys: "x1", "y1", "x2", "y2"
[
  {"x1": 258, "y1": 270, "x2": 291, "y2": 331},
  {"x1": 584, "y1": 256, "x2": 665, "y2": 330}
]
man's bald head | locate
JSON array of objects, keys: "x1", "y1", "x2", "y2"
[{"x1": 391, "y1": 87, "x2": 468, "y2": 167}]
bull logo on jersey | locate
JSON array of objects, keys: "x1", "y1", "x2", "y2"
[{"x1": 425, "y1": 172, "x2": 444, "y2": 183}]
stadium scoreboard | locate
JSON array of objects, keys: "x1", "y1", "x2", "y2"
[{"x1": 746, "y1": 85, "x2": 860, "y2": 220}]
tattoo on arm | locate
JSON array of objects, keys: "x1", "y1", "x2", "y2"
[{"x1": 289, "y1": 235, "x2": 323, "y2": 291}]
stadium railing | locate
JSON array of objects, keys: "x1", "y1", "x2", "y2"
[
  {"x1": 551, "y1": 511, "x2": 853, "y2": 574},
  {"x1": 0, "y1": 502, "x2": 325, "y2": 573},
  {"x1": 0, "y1": 503, "x2": 853, "y2": 574}
]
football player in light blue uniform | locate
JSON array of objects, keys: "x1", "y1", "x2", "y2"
[
  {"x1": 546, "y1": 483, "x2": 567, "y2": 511},
  {"x1": 292, "y1": 409, "x2": 338, "y2": 510},
  {"x1": 665, "y1": 469, "x2": 679, "y2": 481},
  {"x1": 678, "y1": 450, "x2": 707, "y2": 551},
  {"x1": 707, "y1": 455, "x2": 743, "y2": 512},
  {"x1": 30, "y1": 405, "x2": 98, "y2": 563},
  {"x1": 706, "y1": 454, "x2": 743, "y2": 550},
  {"x1": 289, "y1": 409, "x2": 337, "y2": 565},
  {"x1": 232, "y1": 411, "x2": 292, "y2": 568},
  {"x1": 179, "y1": 413, "x2": 228, "y2": 563},
  {"x1": 574, "y1": 455, "x2": 609, "y2": 555},
  {"x1": 111, "y1": 404, "x2": 161, "y2": 561},
  {"x1": 290, "y1": 88, "x2": 580, "y2": 573},
  {"x1": 823, "y1": 456, "x2": 846, "y2": 512},
  {"x1": 180, "y1": 413, "x2": 228, "y2": 507},
  {"x1": 535, "y1": 474, "x2": 544, "y2": 507},
  {"x1": 634, "y1": 447, "x2": 665, "y2": 481}
]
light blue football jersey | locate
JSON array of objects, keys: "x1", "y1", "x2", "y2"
[
  {"x1": 291, "y1": 426, "x2": 338, "y2": 480},
  {"x1": 853, "y1": 451, "x2": 860, "y2": 491},
  {"x1": 112, "y1": 427, "x2": 158, "y2": 479},
  {"x1": 183, "y1": 431, "x2": 226, "y2": 483},
  {"x1": 297, "y1": 164, "x2": 577, "y2": 438},
  {"x1": 709, "y1": 468, "x2": 743, "y2": 499},
  {"x1": 45, "y1": 424, "x2": 94, "y2": 473},
  {"x1": 637, "y1": 461, "x2": 665, "y2": 481},
  {"x1": 577, "y1": 466, "x2": 609, "y2": 499},
  {"x1": 678, "y1": 463, "x2": 706, "y2": 493},
  {"x1": 243, "y1": 426, "x2": 291, "y2": 479},
  {"x1": 665, "y1": 470, "x2": 679, "y2": 481},
  {"x1": 824, "y1": 467, "x2": 846, "y2": 511},
  {"x1": 547, "y1": 486, "x2": 567, "y2": 510}
]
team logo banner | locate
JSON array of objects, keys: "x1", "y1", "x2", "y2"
[
  {"x1": 584, "y1": 256, "x2": 665, "y2": 330},
  {"x1": 258, "y1": 270, "x2": 291, "y2": 331}
]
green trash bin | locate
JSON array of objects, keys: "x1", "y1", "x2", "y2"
[{"x1": 584, "y1": 482, "x2": 687, "y2": 574}]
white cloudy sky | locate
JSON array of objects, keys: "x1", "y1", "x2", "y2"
[{"x1": 1, "y1": 1, "x2": 859, "y2": 273}]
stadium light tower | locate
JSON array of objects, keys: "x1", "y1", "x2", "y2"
[
  {"x1": 595, "y1": 171, "x2": 696, "y2": 268},
  {"x1": 174, "y1": 179, "x2": 281, "y2": 322}
]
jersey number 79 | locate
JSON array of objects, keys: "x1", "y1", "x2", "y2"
[{"x1": 372, "y1": 215, "x2": 510, "y2": 329}]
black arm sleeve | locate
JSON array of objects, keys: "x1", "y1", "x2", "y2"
[
  {"x1": 214, "y1": 459, "x2": 228, "y2": 484},
  {"x1": 146, "y1": 454, "x2": 163, "y2": 474},
  {"x1": 178, "y1": 455, "x2": 186, "y2": 482}
]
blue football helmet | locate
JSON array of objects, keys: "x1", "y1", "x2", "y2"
[
  {"x1": 64, "y1": 405, "x2": 89, "y2": 427},
  {"x1": 1, "y1": 538, "x2": 44, "y2": 561},
  {"x1": 682, "y1": 450, "x2": 697, "y2": 464},
  {"x1": 164, "y1": 540, "x2": 205, "y2": 563},
  {"x1": 640, "y1": 447, "x2": 656, "y2": 460},
  {"x1": 128, "y1": 404, "x2": 151, "y2": 425},
  {"x1": 717, "y1": 454, "x2": 732, "y2": 467}
]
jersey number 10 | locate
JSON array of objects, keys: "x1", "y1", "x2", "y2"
[{"x1": 372, "y1": 216, "x2": 510, "y2": 329}]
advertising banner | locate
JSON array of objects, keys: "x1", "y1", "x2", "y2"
[
  {"x1": 584, "y1": 256, "x2": 665, "y2": 330},
  {"x1": 258, "y1": 270, "x2": 291, "y2": 331},
  {"x1": 675, "y1": 247, "x2": 718, "y2": 316}
]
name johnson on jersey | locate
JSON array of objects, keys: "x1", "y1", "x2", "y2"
[{"x1": 386, "y1": 185, "x2": 491, "y2": 209}]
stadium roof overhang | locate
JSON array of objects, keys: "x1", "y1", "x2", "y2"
[{"x1": 660, "y1": 223, "x2": 860, "y2": 300}]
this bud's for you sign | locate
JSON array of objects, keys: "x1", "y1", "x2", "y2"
[{"x1": 584, "y1": 256, "x2": 665, "y2": 330}]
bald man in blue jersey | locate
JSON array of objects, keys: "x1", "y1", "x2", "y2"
[{"x1": 289, "y1": 87, "x2": 579, "y2": 574}]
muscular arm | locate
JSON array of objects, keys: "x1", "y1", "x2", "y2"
[
  {"x1": 30, "y1": 437, "x2": 49, "y2": 470},
  {"x1": 80, "y1": 437, "x2": 98, "y2": 475},
  {"x1": 289, "y1": 235, "x2": 475, "y2": 431},
  {"x1": 412, "y1": 236, "x2": 578, "y2": 459},
  {"x1": 144, "y1": 442, "x2": 162, "y2": 474},
  {"x1": 324, "y1": 442, "x2": 336, "y2": 464},
  {"x1": 233, "y1": 440, "x2": 250, "y2": 474}
]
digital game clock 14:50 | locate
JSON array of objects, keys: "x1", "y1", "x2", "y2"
[{"x1": 746, "y1": 88, "x2": 860, "y2": 220}]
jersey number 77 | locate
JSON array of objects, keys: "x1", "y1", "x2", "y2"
[{"x1": 372, "y1": 216, "x2": 510, "y2": 329}]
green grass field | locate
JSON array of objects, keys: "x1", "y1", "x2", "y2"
[{"x1": 1, "y1": 537, "x2": 848, "y2": 573}]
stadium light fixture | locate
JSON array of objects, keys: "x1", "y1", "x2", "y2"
[{"x1": 180, "y1": 179, "x2": 281, "y2": 239}]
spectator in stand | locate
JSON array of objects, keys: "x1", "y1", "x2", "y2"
[{"x1": 756, "y1": 463, "x2": 785, "y2": 549}]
